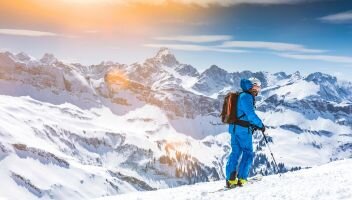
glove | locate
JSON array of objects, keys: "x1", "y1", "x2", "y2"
[
  {"x1": 251, "y1": 125, "x2": 260, "y2": 133},
  {"x1": 260, "y1": 124, "x2": 266, "y2": 133}
]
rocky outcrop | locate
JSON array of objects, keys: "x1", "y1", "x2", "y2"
[{"x1": 13, "y1": 143, "x2": 70, "y2": 168}]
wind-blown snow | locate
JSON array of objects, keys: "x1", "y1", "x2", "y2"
[{"x1": 97, "y1": 159, "x2": 352, "y2": 200}]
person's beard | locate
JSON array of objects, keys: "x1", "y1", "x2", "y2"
[{"x1": 249, "y1": 89, "x2": 259, "y2": 96}]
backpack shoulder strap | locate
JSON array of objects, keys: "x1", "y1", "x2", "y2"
[{"x1": 236, "y1": 92, "x2": 245, "y2": 119}]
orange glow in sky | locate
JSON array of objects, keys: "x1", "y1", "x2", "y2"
[{"x1": 0, "y1": 0, "x2": 200, "y2": 37}]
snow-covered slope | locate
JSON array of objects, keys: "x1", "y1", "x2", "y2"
[
  {"x1": 97, "y1": 159, "x2": 352, "y2": 200},
  {"x1": 0, "y1": 48, "x2": 351, "y2": 199},
  {"x1": 0, "y1": 94, "x2": 228, "y2": 199}
]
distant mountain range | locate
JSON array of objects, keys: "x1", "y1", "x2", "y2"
[{"x1": 0, "y1": 48, "x2": 351, "y2": 199}]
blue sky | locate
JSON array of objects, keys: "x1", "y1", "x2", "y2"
[{"x1": 0, "y1": 0, "x2": 351, "y2": 80}]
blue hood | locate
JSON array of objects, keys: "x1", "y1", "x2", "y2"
[{"x1": 240, "y1": 79, "x2": 253, "y2": 91}]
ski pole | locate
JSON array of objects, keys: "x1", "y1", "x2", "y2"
[{"x1": 261, "y1": 130, "x2": 281, "y2": 176}]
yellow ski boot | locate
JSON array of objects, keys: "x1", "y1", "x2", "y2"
[
  {"x1": 226, "y1": 178, "x2": 238, "y2": 188},
  {"x1": 237, "y1": 178, "x2": 248, "y2": 187}
]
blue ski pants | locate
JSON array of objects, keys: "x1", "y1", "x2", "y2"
[{"x1": 225, "y1": 124, "x2": 254, "y2": 180}]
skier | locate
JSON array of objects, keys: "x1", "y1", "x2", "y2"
[{"x1": 225, "y1": 77, "x2": 265, "y2": 188}]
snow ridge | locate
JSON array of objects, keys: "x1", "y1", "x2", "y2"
[{"x1": 98, "y1": 159, "x2": 352, "y2": 200}]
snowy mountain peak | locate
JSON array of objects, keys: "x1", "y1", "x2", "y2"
[
  {"x1": 0, "y1": 51, "x2": 14, "y2": 59},
  {"x1": 0, "y1": 51, "x2": 17, "y2": 67},
  {"x1": 209, "y1": 64, "x2": 223, "y2": 71},
  {"x1": 40, "y1": 53, "x2": 58, "y2": 65},
  {"x1": 305, "y1": 72, "x2": 337, "y2": 84},
  {"x1": 174, "y1": 64, "x2": 200, "y2": 77},
  {"x1": 273, "y1": 72, "x2": 289, "y2": 80},
  {"x1": 202, "y1": 65, "x2": 228, "y2": 77},
  {"x1": 289, "y1": 70, "x2": 301, "y2": 79},
  {"x1": 155, "y1": 47, "x2": 172, "y2": 58},
  {"x1": 98, "y1": 60, "x2": 120, "y2": 66},
  {"x1": 15, "y1": 52, "x2": 32, "y2": 62},
  {"x1": 153, "y1": 47, "x2": 178, "y2": 67}
]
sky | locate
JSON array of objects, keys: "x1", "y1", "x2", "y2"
[{"x1": 0, "y1": 0, "x2": 352, "y2": 80}]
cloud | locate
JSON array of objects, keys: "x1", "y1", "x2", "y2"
[
  {"x1": 0, "y1": 28, "x2": 78, "y2": 38},
  {"x1": 0, "y1": 29, "x2": 58, "y2": 37},
  {"x1": 220, "y1": 41, "x2": 326, "y2": 53},
  {"x1": 58, "y1": 0, "x2": 313, "y2": 7},
  {"x1": 157, "y1": 19, "x2": 209, "y2": 26},
  {"x1": 278, "y1": 53, "x2": 352, "y2": 64},
  {"x1": 173, "y1": 0, "x2": 310, "y2": 7},
  {"x1": 148, "y1": 36, "x2": 328, "y2": 55},
  {"x1": 319, "y1": 10, "x2": 352, "y2": 24},
  {"x1": 144, "y1": 43, "x2": 246, "y2": 53},
  {"x1": 154, "y1": 35, "x2": 232, "y2": 43}
]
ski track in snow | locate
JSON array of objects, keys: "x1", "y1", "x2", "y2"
[{"x1": 97, "y1": 159, "x2": 352, "y2": 200}]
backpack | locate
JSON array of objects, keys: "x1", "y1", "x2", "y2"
[
  {"x1": 220, "y1": 92, "x2": 240, "y2": 123},
  {"x1": 220, "y1": 92, "x2": 251, "y2": 127}
]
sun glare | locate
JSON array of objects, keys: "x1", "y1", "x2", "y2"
[{"x1": 105, "y1": 70, "x2": 130, "y2": 90}]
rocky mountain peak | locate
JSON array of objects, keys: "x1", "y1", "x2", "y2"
[
  {"x1": 175, "y1": 64, "x2": 200, "y2": 77},
  {"x1": 153, "y1": 47, "x2": 178, "y2": 67},
  {"x1": 40, "y1": 53, "x2": 58, "y2": 65},
  {"x1": 273, "y1": 72, "x2": 289, "y2": 80},
  {"x1": 305, "y1": 72, "x2": 337, "y2": 85},
  {"x1": 155, "y1": 47, "x2": 171, "y2": 57},
  {"x1": 291, "y1": 71, "x2": 301, "y2": 79},
  {"x1": 15, "y1": 52, "x2": 32, "y2": 62},
  {"x1": 0, "y1": 51, "x2": 16, "y2": 67},
  {"x1": 284, "y1": 71, "x2": 302, "y2": 82},
  {"x1": 202, "y1": 65, "x2": 228, "y2": 77}
]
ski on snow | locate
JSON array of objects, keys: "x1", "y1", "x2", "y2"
[{"x1": 209, "y1": 175, "x2": 263, "y2": 193}]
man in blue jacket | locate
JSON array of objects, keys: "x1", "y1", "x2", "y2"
[{"x1": 225, "y1": 77, "x2": 265, "y2": 188}]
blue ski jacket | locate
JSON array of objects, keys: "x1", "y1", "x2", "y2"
[{"x1": 229, "y1": 79, "x2": 263, "y2": 134}]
